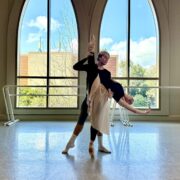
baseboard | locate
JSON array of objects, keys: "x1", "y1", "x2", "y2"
[
  {"x1": 1, "y1": 114, "x2": 179, "y2": 122},
  {"x1": 113, "y1": 114, "x2": 180, "y2": 122},
  {"x1": 0, "y1": 114, "x2": 7, "y2": 122}
]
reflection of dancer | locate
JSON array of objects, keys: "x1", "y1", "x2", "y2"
[{"x1": 62, "y1": 36, "x2": 151, "y2": 157}]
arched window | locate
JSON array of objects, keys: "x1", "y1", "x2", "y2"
[
  {"x1": 17, "y1": 0, "x2": 78, "y2": 108},
  {"x1": 100, "y1": 0, "x2": 159, "y2": 109}
]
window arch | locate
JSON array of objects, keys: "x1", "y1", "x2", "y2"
[
  {"x1": 100, "y1": 0, "x2": 159, "y2": 109},
  {"x1": 17, "y1": 0, "x2": 78, "y2": 108}
]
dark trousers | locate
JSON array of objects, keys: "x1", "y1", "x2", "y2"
[{"x1": 77, "y1": 97, "x2": 98, "y2": 141}]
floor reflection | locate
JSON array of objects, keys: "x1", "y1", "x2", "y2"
[{"x1": 1, "y1": 121, "x2": 180, "y2": 180}]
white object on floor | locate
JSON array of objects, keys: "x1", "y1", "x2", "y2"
[{"x1": 109, "y1": 99, "x2": 133, "y2": 127}]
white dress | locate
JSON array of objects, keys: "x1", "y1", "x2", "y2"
[{"x1": 87, "y1": 75, "x2": 110, "y2": 135}]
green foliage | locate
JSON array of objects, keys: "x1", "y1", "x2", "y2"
[
  {"x1": 130, "y1": 62, "x2": 145, "y2": 77},
  {"x1": 18, "y1": 88, "x2": 46, "y2": 107},
  {"x1": 17, "y1": 87, "x2": 77, "y2": 108},
  {"x1": 133, "y1": 94, "x2": 148, "y2": 107}
]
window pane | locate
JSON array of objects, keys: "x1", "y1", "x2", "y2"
[
  {"x1": 50, "y1": 0, "x2": 78, "y2": 77},
  {"x1": 16, "y1": 87, "x2": 47, "y2": 108},
  {"x1": 129, "y1": 80, "x2": 159, "y2": 109},
  {"x1": 100, "y1": 0, "x2": 128, "y2": 77},
  {"x1": 50, "y1": 53, "x2": 78, "y2": 77},
  {"x1": 49, "y1": 79, "x2": 77, "y2": 86},
  {"x1": 130, "y1": 0, "x2": 158, "y2": 78},
  {"x1": 49, "y1": 87, "x2": 77, "y2": 108},
  {"x1": 16, "y1": 78, "x2": 47, "y2": 108},
  {"x1": 17, "y1": 0, "x2": 79, "y2": 109},
  {"x1": 17, "y1": 78, "x2": 47, "y2": 86},
  {"x1": 18, "y1": 0, "x2": 48, "y2": 77},
  {"x1": 49, "y1": 79, "x2": 78, "y2": 107}
]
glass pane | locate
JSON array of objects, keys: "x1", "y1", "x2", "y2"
[
  {"x1": 16, "y1": 87, "x2": 47, "y2": 108},
  {"x1": 50, "y1": 0, "x2": 78, "y2": 77},
  {"x1": 49, "y1": 87, "x2": 77, "y2": 108},
  {"x1": 16, "y1": 78, "x2": 47, "y2": 108},
  {"x1": 17, "y1": 78, "x2": 47, "y2": 86},
  {"x1": 49, "y1": 79, "x2": 78, "y2": 86},
  {"x1": 49, "y1": 96, "x2": 77, "y2": 108},
  {"x1": 129, "y1": 80, "x2": 159, "y2": 109},
  {"x1": 18, "y1": 0, "x2": 48, "y2": 77},
  {"x1": 130, "y1": 0, "x2": 158, "y2": 78},
  {"x1": 100, "y1": 0, "x2": 128, "y2": 77}
]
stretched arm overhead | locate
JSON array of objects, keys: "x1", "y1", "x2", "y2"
[
  {"x1": 73, "y1": 35, "x2": 96, "y2": 71},
  {"x1": 87, "y1": 34, "x2": 96, "y2": 66}
]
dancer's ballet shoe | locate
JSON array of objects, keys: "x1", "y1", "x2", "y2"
[
  {"x1": 89, "y1": 143, "x2": 95, "y2": 159},
  {"x1": 62, "y1": 142, "x2": 75, "y2": 154},
  {"x1": 98, "y1": 146, "x2": 111, "y2": 154}
]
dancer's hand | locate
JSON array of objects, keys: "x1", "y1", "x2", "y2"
[
  {"x1": 144, "y1": 108, "x2": 151, "y2": 114},
  {"x1": 108, "y1": 89, "x2": 113, "y2": 98},
  {"x1": 88, "y1": 34, "x2": 95, "y2": 55}
]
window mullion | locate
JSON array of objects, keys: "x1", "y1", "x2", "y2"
[
  {"x1": 127, "y1": 0, "x2": 131, "y2": 90},
  {"x1": 47, "y1": 0, "x2": 51, "y2": 108}
]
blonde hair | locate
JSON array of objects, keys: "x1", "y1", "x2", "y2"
[{"x1": 97, "y1": 51, "x2": 110, "y2": 61}]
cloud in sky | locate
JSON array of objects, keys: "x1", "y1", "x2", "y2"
[
  {"x1": 130, "y1": 37, "x2": 157, "y2": 67},
  {"x1": 26, "y1": 33, "x2": 41, "y2": 43},
  {"x1": 26, "y1": 16, "x2": 61, "y2": 43},
  {"x1": 27, "y1": 16, "x2": 61, "y2": 32},
  {"x1": 100, "y1": 37, "x2": 113, "y2": 49},
  {"x1": 110, "y1": 40, "x2": 127, "y2": 61},
  {"x1": 104, "y1": 37, "x2": 157, "y2": 67}
]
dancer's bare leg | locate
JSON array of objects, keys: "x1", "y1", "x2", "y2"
[
  {"x1": 118, "y1": 97, "x2": 151, "y2": 114},
  {"x1": 97, "y1": 132, "x2": 111, "y2": 153},
  {"x1": 62, "y1": 124, "x2": 83, "y2": 154}
]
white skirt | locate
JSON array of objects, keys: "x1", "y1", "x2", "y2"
[{"x1": 87, "y1": 75, "x2": 110, "y2": 135}]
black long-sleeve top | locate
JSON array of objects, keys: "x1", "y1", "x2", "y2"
[{"x1": 73, "y1": 54, "x2": 111, "y2": 93}]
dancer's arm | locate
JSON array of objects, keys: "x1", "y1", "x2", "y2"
[
  {"x1": 73, "y1": 57, "x2": 89, "y2": 71},
  {"x1": 87, "y1": 34, "x2": 96, "y2": 66},
  {"x1": 118, "y1": 98, "x2": 151, "y2": 115},
  {"x1": 73, "y1": 35, "x2": 96, "y2": 70}
]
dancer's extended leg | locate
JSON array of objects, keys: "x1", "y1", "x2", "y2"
[
  {"x1": 62, "y1": 98, "x2": 88, "y2": 154},
  {"x1": 62, "y1": 124, "x2": 83, "y2": 154}
]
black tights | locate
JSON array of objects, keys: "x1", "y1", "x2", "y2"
[
  {"x1": 77, "y1": 98, "x2": 100, "y2": 142},
  {"x1": 90, "y1": 126, "x2": 98, "y2": 142}
]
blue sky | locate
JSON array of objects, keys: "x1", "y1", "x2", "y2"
[
  {"x1": 101, "y1": 0, "x2": 156, "y2": 42},
  {"x1": 19, "y1": 0, "x2": 158, "y2": 68}
]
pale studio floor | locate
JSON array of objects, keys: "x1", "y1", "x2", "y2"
[{"x1": 1, "y1": 121, "x2": 180, "y2": 180}]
